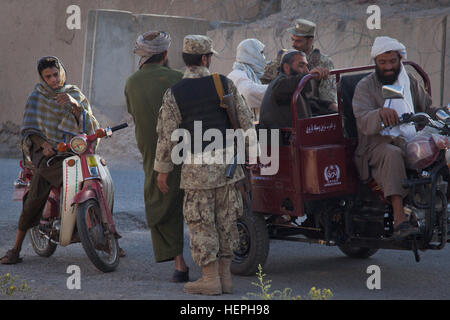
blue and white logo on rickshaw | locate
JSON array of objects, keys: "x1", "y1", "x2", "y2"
[{"x1": 324, "y1": 164, "x2": 341, "y2": 187}]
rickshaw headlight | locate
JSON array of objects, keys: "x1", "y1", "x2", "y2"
[{"x1": 70, "y1": 136, "x2": 88, "y2": 154}]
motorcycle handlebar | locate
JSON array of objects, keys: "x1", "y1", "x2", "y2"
[
  {"x1": 382, "y1": 112, "x2": 442, "y2": 129},
  {"x1": 91, "y1": 123, "x2": 128, "y2": 140},
  {"x1": 110, "y1": 123, "x2": 128, "y2": 132}
]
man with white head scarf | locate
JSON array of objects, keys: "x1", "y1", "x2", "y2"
[
  {"x1": 352, "y1": 36, "x2": 438, "y2": 239},
  {"x1": 125, "y1": 31, "x2": 189, "y2": 282},
  {"x1": 227, "y1": 39, "x2": 268, "y2": 120}
]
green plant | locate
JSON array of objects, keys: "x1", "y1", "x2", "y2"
[
  {"x1": 307, "y1": 287, "x2": 333, "y2": 300},
  {"x1": 0, "y1": 273, "x2": 31, "y2": 296},
  {"x1": 244, "y1": 264, "x2": 333, "y2": 300}
]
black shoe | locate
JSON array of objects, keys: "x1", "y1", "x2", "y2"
[
  {"x1": 392, "y1": 221, "x2": 419, "y2": 240},
  {"x1": 172, "y1": 267, "x2": 189, "y2": 283}
]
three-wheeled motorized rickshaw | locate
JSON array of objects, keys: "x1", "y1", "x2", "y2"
[{"x1": 231, "y1": 62, "x2": 450, "y2": 276}]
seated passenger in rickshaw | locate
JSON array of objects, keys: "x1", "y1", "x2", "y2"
[
  {"x1": 352, "y1": 36, "x2": 438, "y2": 239},
  {"x1": 258, "y1": 50, "x2": 335, "y2": 131}
]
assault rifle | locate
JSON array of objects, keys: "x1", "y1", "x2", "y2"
[{"x1": 212, "y1": 74, "x2": 251, "y2": 208}]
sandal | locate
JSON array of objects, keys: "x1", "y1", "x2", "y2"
[
  {"x1": 392, "y1": 221, "x2": 419, "y2": 240},
  {"x1": 0, "y1": 249, "x2": 23, "y2": 265},
  {"x1": 172, "y1": 267, "x2": 189, "y2": 283}
]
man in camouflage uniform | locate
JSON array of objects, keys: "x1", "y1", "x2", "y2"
[
  {"x1": 263, "y1": 19, "x2": 338, "y2": 111},
  {"x1": 260, "y1": 49, "x2": 288, "y2": 85},
  {"x1": 154, "y1": 35, "x2": 255, "y2": 295},
  {"x1": 288, "y1": 19, "x2": 337, "y2": 111}
]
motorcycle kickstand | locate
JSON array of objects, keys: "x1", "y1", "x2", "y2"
[{"x1": 412, "y1": 235, "x2": 420, "y2": 262}]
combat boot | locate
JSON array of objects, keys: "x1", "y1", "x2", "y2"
[
  {"x1": 218, "y1": 257, "x2": 233, "y2": 294},
  {"x1": 184, "y1": 260, "x2": 222, "y2": 295}
]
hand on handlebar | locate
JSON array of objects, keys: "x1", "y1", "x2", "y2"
[
  {"x1": 309, "y1": 67, "x2": 329, "y2": 80},
  {"x1": 379, "y1": 108, "x2": 400, "y2": 128}
]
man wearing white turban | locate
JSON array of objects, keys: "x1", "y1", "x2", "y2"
[
  {"x1": 227, "y1": 39, "x2": 268, "y2": 120},
  {"x1": 352, "y1": 36, "x2": 438, "y2": 238},
  {"x1": 134, "y1": 31, "x2": 172, "y2": 69}
]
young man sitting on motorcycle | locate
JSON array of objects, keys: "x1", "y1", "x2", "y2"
[
  {"x1": 352, "y1": 37, "x2": 439, "y2": 239},
  {"x1": 1, "y1": 56, "x2": 100, "y2": 264}
]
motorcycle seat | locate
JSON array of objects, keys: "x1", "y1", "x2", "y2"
[{"x1": 338, "y1": 72, "x2": 371, "y2": 139}]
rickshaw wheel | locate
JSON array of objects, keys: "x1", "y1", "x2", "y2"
[
  {"x1": 338, "y1": 245, "x2": 378, "y2": 259},
  {"x1": 231, "y1": 206, "x2": 269, "y2": 276}
]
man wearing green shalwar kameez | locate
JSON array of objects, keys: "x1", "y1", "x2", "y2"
[{"x1": 125, "y1": 31, "x2": 188, "y2": 282}]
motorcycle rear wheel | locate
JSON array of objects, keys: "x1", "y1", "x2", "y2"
[
  {"x1": 76, "y1": 199, "x2": 119, "y2": 273},
  {"x1": 29, "y1": 226, "x2": 57, "y2": 257}
]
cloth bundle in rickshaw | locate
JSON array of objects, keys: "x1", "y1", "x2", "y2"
[{"x1": 405, "y1": 131, "x2": 450, "y2": 169}]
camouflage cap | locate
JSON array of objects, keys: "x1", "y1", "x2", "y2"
[
  {"x1": 183, "y1": 35, "x2": 218, "y2": 55},
  {"x1": 286, "y1": 18, "x2": 316, "y2": 37}
]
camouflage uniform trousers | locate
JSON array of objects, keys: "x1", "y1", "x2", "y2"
[{"x1": 183, "y1": 183, "x2": 243, "y2": 267}]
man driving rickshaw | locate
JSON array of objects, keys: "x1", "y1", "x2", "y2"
[{"x1": 352, "y1": 36, "x2": 438, "y2": 239}]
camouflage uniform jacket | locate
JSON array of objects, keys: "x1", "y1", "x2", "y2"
[
  {"x1": 306, "y1": 48, "x2": 337, "y2": 104},
  {"x1": 154, "y1": 66, "x2": 255, "y2": 190}
]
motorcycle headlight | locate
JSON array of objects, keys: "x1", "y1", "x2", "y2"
[{"x1": 70, "y1": 136, "x2": 87, "y2": 154}]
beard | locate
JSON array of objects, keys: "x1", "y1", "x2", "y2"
[
  {"x1": 375, "y1": 64, "x2": 401, "y2": 85},
  {"x1": 163, "y1": 58, "x2": 170, "y2": 68}
]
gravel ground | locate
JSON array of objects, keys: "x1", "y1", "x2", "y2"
[{"x1": 1, "y1": 158, "x2": 450, "y2": 302}]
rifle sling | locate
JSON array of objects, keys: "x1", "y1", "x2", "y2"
[
  {"x1": 212, "y1": 73, "x2": 239, "y2": 130},
  {"x1": 212, "y1": 73, "x2": 251, "y2": 203}
]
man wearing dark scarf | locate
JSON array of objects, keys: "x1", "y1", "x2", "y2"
[
  {"x1": 1, "y1": 56, "x2": 101, "y2": 264},
  {"x1": 125, "y1": 31, "x2": 188, "y2": 282}
]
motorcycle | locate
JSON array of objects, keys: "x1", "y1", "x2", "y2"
[
  {"x1": 231, "y1": 61, "x2": 450, "y2": 276},
  {"x1": 13, "y1": 123, "x2": 128, "y2": 272}
]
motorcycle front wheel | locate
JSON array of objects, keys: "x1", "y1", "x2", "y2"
[
  {"x1": 76, "y1": 199, "x2": 119, "y2": 273},
  {"x1": 29, "y1": 226, "x2": 57, "y2": 257}
]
